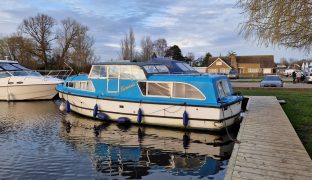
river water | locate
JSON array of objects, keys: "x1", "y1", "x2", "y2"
[{"x1": 0, "y1": 100, "x2": 238, "y2": 179}]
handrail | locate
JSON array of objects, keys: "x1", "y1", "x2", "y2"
[
  {"x1": 3, "y1": 69, "x2": 73, "y2": 80},
  {"x1": 3, "y1": 62, "x2": 74, "y2": 80}
]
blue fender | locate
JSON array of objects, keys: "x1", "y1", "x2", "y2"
[
  {"x1": 137, "y1": 108, "x2": 143, "y2": 124},
  {"x1": 97, "y1": 112, "x2": 109, "y2": 120},
  {"x1": 93, "y1": 104, "x2": 98, "y2": 118},
  {"x1": 66, "y1": 100, "x2": 70, "y2": 113},
  {"x1": 183, "y1": 111, "x2": 189, "y2": 128},
  {"x1": 117, "y1": 117, "x2": 130, "y2": 124}
]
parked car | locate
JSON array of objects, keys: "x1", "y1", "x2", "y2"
[
  {"x1": 305, "y1": 72, "x2": 312, "y2": 83},
  {"x1": 260, "y1": 75, "x2": 283, "y2": 87},
  {"x1": 227, "y1": 70, "x2": 239, "y2": 79}
]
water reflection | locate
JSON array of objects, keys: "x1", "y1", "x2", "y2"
[
  {"x1": 0, "y1": 101, "x2": 237, "y2": 179},
  {"x1": 60, "y1": 113, "x2": 237, "y2": 179}
]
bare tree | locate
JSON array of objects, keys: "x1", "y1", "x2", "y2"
[
  {"x1": 120, "y1": 33, "x2": 130, "y2": 60},
  {"x1": 120, "y1": 28, "x2": 136, "y2": 60},
  {"x1": 18, "y1": 14, "x2": 56, "y2": 67},
  {"x1": 141, "y1": 36, "x2": 154, "y2": 61},
  {"x1": 129, "y1": 28, "x2": 135, "y2": 61},
  {"x1": 55, "y1": 18, "x2": 81, "y2": 65},
  {"x1": 0, "y1": 35, "x2": 38, "y2": 68},
  {"x1": 153, "y1": 38, "x2": 167, "y2": 57},
  {"x1": 70, "y1": 26, "x2": 98, "y2": 73},
  {"x1": 186, "y1": 52, "x2": 195, "y2": 61},
  {"x1": 238, "y1": 0, "x2": 312, "y2": 52}
]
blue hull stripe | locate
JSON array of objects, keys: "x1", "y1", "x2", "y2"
[{"x1": 66, "y1": 98, "x2": 241, "y2": 122}]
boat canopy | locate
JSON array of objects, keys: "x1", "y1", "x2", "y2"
[
  {"x1": 148, "y1": 58, "x2": 199, "y2": 74},
  {"x1": 88, "y1": 63, "x2": 170, "y2": 80}
]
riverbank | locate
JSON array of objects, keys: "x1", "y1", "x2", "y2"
[{"x1": 235, "y1": 88, "x2": 312, "y2": 157}]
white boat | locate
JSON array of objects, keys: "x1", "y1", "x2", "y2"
[
  {"x1": 0, "y1": 59, "x2": 66, "y2": 101},
  {"x1": 57, "y1": 62, "x2": 242, "y2": 131}
]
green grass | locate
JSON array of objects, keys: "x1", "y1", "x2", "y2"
[{"x1": 237, "y1": 89, "x2": 312, "y2": 157}]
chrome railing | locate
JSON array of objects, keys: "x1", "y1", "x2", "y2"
[{"x1": 1, "y1": 63, "x2": 74, "y2": 80}]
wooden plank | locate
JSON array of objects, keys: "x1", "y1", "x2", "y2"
[
  {"x1": 233, "y1": 166, "x2": 311, "y2": 180},
  {"x1": 237, "y1": 152, "x2": 312, "y2": 166},
  {"x1": 236, "y1": 155, "x2": 312, "y2": 172},
  {"x1": 235, "y1": 161, "x2": 312, "y2": 177},
  {"x1": 239, "y1": 143, "x2": 308, "y2": 155},
  {"x1": 225, "y1": 96, "x2": 312, "y2": 180}
]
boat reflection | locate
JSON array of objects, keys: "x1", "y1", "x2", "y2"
[{"x1": 60, "y1": 113, "x2": 237, "y2": 179}]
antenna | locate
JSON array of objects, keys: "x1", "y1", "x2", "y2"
[{"x1": 5, "y1": 43, "x2": 14, "y2": 61}]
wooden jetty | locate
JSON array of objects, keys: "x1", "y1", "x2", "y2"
[{"x1": 225, "y1": 96, "x2": 312, "y2": 179}]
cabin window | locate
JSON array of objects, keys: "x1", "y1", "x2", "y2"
[
  {"x1": 172, "y1": 83, "x2": 205, "y2": 100},
  {"x1": 217, "y1": 80, "x2": 231, "y2": 98},
  {"x1": 89, "y1": 65, "x2": 106, "y2": 78},
  {"x1": 87, "y1": 81, "x2": 95, "y2": 92},
  {"x1": 176, "y1": 63, "x2": 190, "y2": 71},
  {"x1": 68, "y1": 82, "x2": 74, "y2": 88},
  {"x1": 155, "y1": 65, "x2": 169, "y2": 73},
  {"x1": 130, "y1": 66, "x2": 146, "y2": 80},
  {"x1": 176, "y1": 63, "x2": 196, "y2": 72},
  {"x1": 99, "y1": 66, "x2": 106, "y2": 78},
  {"x1": 120, "y1": 66, "x2": 132, "y2": 79},
  {"x1": 138, "y1": 82, "x2": 146, "y2": 95},
  {"x1": 80, "y1": 81, "x2": 87, "y2": 90},
  {"x1": 0, "y1": 71, "x2": 11, "y2": 78},
  {"x1": 143, "y1": 66, "x2": 158, "y2": 73},
  {"x1": 108, "y1": 66, "x2": 119, "y2": 78},
  {"x1": 66, "y1": 80, "x2": 95, "y2": 92},
  {"x1": 147, "y1": 82, "x2": 171, "y2": 97},
  {"x1": 74, "y1": 82, "x2": 80, "y2": 89},
  {"x1": 89, "y1": 65, "x2": 101, "y2": 78},
  {"x1": 138, "y1": 81, "x2": 205, "y2": 100}
]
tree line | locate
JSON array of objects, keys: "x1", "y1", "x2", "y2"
[
  {"x1": 0, "y1": 13, "x2": 97, "y2": 73},
  {"x1": 119, "y1": 28, "x2": 212, "y2": 64}
]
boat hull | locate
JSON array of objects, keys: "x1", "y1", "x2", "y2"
[
  {"x1": 0, "y1": 84, "x2": 59, "y2": 101},
  {"x1": 59, "y1": 92, "x2": 241, "y2": 131}
]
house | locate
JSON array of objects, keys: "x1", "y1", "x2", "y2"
[{"x1": 206, "y1": 55, "x2": 275, "y2": 76}]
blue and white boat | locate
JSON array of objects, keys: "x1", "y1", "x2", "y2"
[{"x1": 56, "y1": 62, "x2": 242, "y2": 131}]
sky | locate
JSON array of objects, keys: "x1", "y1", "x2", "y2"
[{"x1": 0, "y1": 0, "x2": 311, "y2": 62}]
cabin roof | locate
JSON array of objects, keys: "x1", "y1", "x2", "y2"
[{"x1": 94, "y1": 61, "x2": 161, "y2": 66}]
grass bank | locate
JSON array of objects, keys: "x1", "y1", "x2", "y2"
[{"x1": 236, "y1": 88, "x2": 312, "y2": 158}]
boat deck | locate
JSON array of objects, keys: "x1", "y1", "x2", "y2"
[{"x1": 225, "y1": 96, "x2": 312, "y2": 179}]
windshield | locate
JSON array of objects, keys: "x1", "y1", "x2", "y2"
[
  {"x1": 11, "y1": 63, "x2": 29, "y2": 70},
  {"x1": 11, "y1": 71, "x2": 42, "y2": 77},
  {"x1": 264, "y1": 76, "x2": 280, "y2": 81},
  {"x1": 0, "y1": 63, "x2": 20, "y2": 71},
  {"x1": 0, "y1": 71, "x2": 11, "y2": 78}
]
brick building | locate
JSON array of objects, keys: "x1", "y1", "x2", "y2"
[{"x1": 206, "y1": 55, "x2": 275, "y2": 76}]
